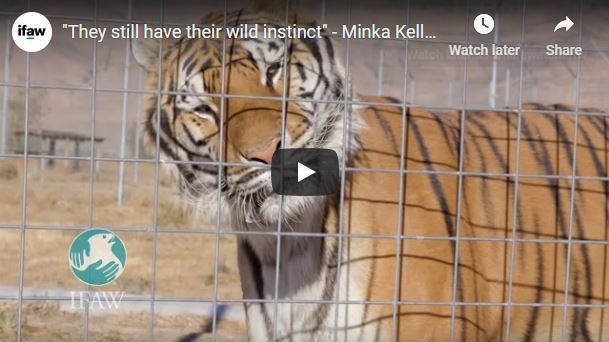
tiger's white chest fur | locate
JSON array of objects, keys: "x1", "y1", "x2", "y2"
[
  {"x1": 244, "y1": 244, "x2": 376, "y2": 341},
  {"x1": 238, "y1": 201, "x2": 380, "y2": 342}
]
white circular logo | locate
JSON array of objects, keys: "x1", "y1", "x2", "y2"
[
  {"x1": 69, "y1": 228, "x2": 127, "y2": 286},
  {"x1": 473, "y1": 14, "x2": 494, "y2": 35},
  {"x1": 12, "y1": 12, "x2": 52, "y2": 52}
]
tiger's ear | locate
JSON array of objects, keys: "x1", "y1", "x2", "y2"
[{"x1": 131, "y1": 37, "x2": 160, "y2": 71}]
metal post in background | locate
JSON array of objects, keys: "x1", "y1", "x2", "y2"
[
  {"x1": 133, "y1": 67, "x2": 142, "y2": 184},
  {"x1": 573, "y1": 78, "x2": 577, "y2": 103},
  {"x1": 117, "y1": 1, "x2": 133, "y2": 206},
  {"x1": 590, "y1": 39, "x2": 609, "y2": 109},
  {"x1": 524, "y1": 63, "x2": 538, "y2": 102},
  {"x1": 1, "y1": 19, "x2": 11, "y2": 155},
  {"x1": 447, "y1": 81, "x2": 453, "y2": 107},
  {"x1": 377, "y1": 48, "x2": 384, "y2": 96},
  {"x1": 95, "y1": 151, "x2": 100, "y2": 176},
  {"x1": 504, "y1": 68, "x2": 510, "y2": 107},
  {"x1": 409, "y1": 79, "x2": 415, "y2": 103},
  {"x1": 35, "y1": 157, "x2": 43, "y2": 180},
  {"x1": 489, "y1": 12, "x2": 499, "y2": 108},
  {"x1": 320, "y1": 0, "x2": 326, "y2": 24}
]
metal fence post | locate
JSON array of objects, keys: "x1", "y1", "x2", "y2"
[
  {"x1": 504, "y1": 68, "x2": 510, "y2": 107},
  {"x1": 489, "y1": 12, "x2": 499, "y2": 108},
  {"x1": 377, "y1": 48, "x2": 384, "y2": 96},
  {"x1": 117, "y1": 2, "x2": 133, "y2": 206},
  {"x1": 1, "y1": 19, "x2": 11, "y2": 154},
  {"x1": 409, "y1": 79, "x2": 415, "y2": 103},
  {"x1": 448, "y1": 81, "x2": 453, "y2": 107},
  {"x1": 320, "y1": 0, "x2": 326, "y2": 24},
  {"x1": 133, "y1": 68, "x2": 142, "y2": 184}
]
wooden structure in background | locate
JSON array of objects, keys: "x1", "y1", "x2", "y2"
[{"x1": 14, "y1": 130, "x2": 105, "y2": 171}]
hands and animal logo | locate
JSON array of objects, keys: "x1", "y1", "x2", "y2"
[{"x1": 69, "y1": 228, "x2": 127, "y2": 286}]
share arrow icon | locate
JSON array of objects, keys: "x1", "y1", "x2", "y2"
[{"x1": 554, "y1": 16, "x2": 574, "y2": 32}]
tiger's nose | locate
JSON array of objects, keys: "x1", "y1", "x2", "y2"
[{"x1": 245, "y1": 137, "x2": 281, "y2": 164}]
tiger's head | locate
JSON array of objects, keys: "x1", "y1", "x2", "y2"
[{"x1": 132, "y1": 10, "x2": 361, "y2": 228}]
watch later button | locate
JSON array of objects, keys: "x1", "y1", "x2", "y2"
[{"x1": 474, "y1": 14, "x2": 494, "y2": 35}]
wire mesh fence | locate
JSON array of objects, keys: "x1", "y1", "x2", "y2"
[{"x1": 0, "y1": 0, "x2": 609, "y2": 341}]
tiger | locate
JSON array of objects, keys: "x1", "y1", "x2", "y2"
[{"x1": 131, "y1": 5, "x2": 609, "y2": 342}]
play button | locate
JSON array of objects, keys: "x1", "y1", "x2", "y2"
[
  {"x1": 271, "y1": 148, "x2": 339, "y2": 196},
  {"x1": 297, "y1": 162, "x2": 316, "y2": 182}
]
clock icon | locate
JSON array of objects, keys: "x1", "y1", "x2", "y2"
[{"x1": 474, "y1": 14, "x2": 494, "y2": 35}]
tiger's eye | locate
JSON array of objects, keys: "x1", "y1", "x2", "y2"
[
  {"x1": 193, "y1": 104, "x2": 213, "y2": 114},
  {"x1": 266, "y1": 62, "x2": 280, "y2": 80}
]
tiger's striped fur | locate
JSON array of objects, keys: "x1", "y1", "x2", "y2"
[
  {"x1": 341, "y1": 100, "x2": 609, "y2": 341},
  {"x1": 132, "y1": 8, "x2": 609, "y2": 342}
]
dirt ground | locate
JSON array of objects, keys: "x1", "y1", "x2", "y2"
[
  {"x1": 0, "y1": 158, "x2": 247, "y2": 341},
  {"x1": 0, "y1": 301, "x2": 246, "y2": 342}
]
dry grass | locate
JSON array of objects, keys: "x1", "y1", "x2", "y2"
[
  {"x1": 0, "y1": 301, "x2": 246, "y2": 341},
  {"x1": 0, "y1": 160, "x2": 18, "y2": 181},
  {"x1": 0, "y1": 159, "x2": 245, "y2": 341}
]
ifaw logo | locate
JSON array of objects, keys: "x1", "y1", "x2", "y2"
[
  {"x1": 17, "y1": 24, "x2": 46, "y2": 39},
  {"x1": 68, "y1": 228, "x2": 128, "y2": 311},
  {"x1": 69, "y1": 228, "x2": 127, "y2": 287},
  {"x1": 12, "y1": 12, "x2": 52, "y2": 52}
]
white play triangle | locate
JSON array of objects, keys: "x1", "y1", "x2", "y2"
[{"x1": 297, "y1": 162, "x2": 316, "y2": 182}]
